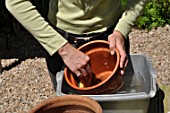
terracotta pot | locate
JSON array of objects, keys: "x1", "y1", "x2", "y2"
[
  {"x1": 29, "y1": 95, "x2": 102, "y2": 113},
  {"x1": 64, "y1": 40, "x2": 124, "y2": 94}
]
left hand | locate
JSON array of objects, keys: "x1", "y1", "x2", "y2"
[
  {"x1": 58, "y1": 43, "x2": 92, "y2": 86},
  {"x1": 108, "y1": 31, "x2": 128, "y2": 75}
]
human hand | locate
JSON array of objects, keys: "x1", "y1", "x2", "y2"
[
  {"x1": 58, "y1": 43, "x2": 92, "y2": 86},
  {"x1": 108, "y1": 31, "x2": 128, "y2": 75}
]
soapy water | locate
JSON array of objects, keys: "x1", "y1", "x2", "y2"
[
  {"x1": 117, "y1": 71, "x2": 148, "y2": 94},
  {"x1": 62, "y1": 71, "x2": 148, "y2": 94}
]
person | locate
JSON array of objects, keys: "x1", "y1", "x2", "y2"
[{"x1": 5, "y1": 0, "x2": 148, "y2": 90}]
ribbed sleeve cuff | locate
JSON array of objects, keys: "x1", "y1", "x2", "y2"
[
  {"x1": 114, "y1": 19, "x2": 132, "y2": 39},
  {"x1": 114, "y1": 0, "x2": 148, "y2": 38}
]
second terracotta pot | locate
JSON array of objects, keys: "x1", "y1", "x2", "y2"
[
  {"x1": 29, "y1": 95, "x2": 102, "y2": 113},
  {"x1": 64, "y1": 40, "x2": 124, "y2": 94}
]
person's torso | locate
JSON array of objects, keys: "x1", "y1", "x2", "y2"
[{"x1": 48, "y1": 0, "x2": 123, "y2": 34}]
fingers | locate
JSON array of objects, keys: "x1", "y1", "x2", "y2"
[
  {"x1": 74, "y1": 54, "x2": 90, "y2": 76},
  {"x1": 85, "y1": 64, "x2": 92, "y2": 77},
  {"x1": 119, "y1": 50, "x2": 127, "y2": 68},
  {"x1": 59, "y1": 44, "x2": 92, "y2": 86},
  {"x1": 108, "y1": 32, "x2": 128, "y2": 76},
  {"x1": 76, "y1": 70, "x2": 86, "y2": 85},
  {"x1": 120, "y1": 58, "x2": 128, "y2": 75},
  {"x1": 72, "y1": 54, "x2": 92, "y2": 86},
  {"x1": 80, "y1": 68, "x2": 88, "y2": 77},
  {"x1": 74, "y1": 64, "x2": 92, "y2": 87},
  {"x1": 76, "y1": 65, "x2": 92, "y2": 86},
  {"x1": 116, "y1": 39, "x2": 128, "y2": 75},
  {"x1": 116, "y1": 43, "x2": 128, "y2": 75},
  {"x1": 74, "y1": 70, "x2": 81, "y2": 78},
  {"x1": 108, "y1": 35, "x2": 116, "y2": 55}
]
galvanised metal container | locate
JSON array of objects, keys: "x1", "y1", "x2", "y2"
[{"x1": 56, "y1": 54, "x2": 157, "y2": 113}]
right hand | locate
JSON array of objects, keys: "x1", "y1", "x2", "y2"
[
  {"x1": 108, "y1": 31, "x2": 128, "y2": 75},
  {"x1": 58, "y1": 43, "x2": 92, "y2": 86}
]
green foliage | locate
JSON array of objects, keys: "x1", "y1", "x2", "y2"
[
  {"x1": 121, "y1": 0, "x2": 127, "y2": 9},
  {"x1": 135, "y1": 0, "x2": 170, "y2": 30}
]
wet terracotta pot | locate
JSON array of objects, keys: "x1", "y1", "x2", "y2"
[
  {"x1": 64, "y1": 40, "x2": 124, "y2": 94},
  {"x1": 29, "y1": 95, "x2": 102, "y2": 113}
]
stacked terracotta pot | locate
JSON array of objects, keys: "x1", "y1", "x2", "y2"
[
  {"x1": 64, "y1": 40, "x2": 124, "y2": 94},
  {"x1": 29, "y1": 95, "x2": 102, "y2": 113}
]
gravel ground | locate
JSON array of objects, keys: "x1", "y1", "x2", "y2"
[{"x1": 0, "y1": 25, "x2": 170, "y2": 112}]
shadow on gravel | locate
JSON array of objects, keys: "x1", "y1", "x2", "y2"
[
  {"x1": 0, "y1": 22, "x2": 48, "y2": 72},
  {"x1": 1, "y1": 58, "x2": 25, "y2": 72},
  {"x1": 1, "y1": 57, "x2": 44, "y2": 72},
  {"x1": 0, "y1": 20, "x2": 47, "y2": 72},
  {"x1": 0, "y1": 0, "x2": 50, "y2": 73}
]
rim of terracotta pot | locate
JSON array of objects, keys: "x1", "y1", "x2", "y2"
[
  {"x1": 64, "y1": 40, "x2": 120, "y2": 90},
  {"x1": 29, "y1": 95, "x2": 102, "y2": 113}
]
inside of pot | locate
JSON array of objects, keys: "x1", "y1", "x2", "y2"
[{"x1": 66, "y1": 47, "x2": 118, "y2": 88}]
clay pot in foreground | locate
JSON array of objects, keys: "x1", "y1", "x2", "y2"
[
  {"x1": 29, "y1": 95, "x2": 102, "y2": 113},
  {"x1": 64, "y1": 40, "x2": 124, "y2": 94}
]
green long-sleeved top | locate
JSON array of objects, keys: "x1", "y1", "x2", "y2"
[{"x1": 5, "y1": 0, "x2": 147, "y2": 55}]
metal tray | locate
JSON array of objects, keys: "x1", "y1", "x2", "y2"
[{"x1": 56, "y1": 54, "x2": 157, "y2": 102}]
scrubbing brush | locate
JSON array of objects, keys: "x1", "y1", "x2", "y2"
[{"x1": 78, "y1": 82, "x2": 85, "y2": 88}]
